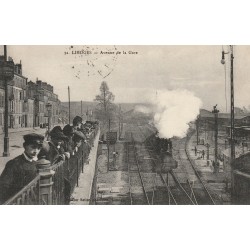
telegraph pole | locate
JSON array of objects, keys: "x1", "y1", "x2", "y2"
[
  {"x1": 204, "y1": 120, "x2": 206, "y2": 141},
  {"x1": 3, "y1": 46, "x2": 9, "y2": 156},
  {"x1": 206, "y1": 143, "x2": 210, "y2": 160},
  {"x1": 68, "y1": 86, "x2": 70, "y2": 124},
  {"x1": 230, "y1": 45, "x2": 235, "y2": 194},
  {"x1": 221, "y1": 45, "x2": 235, "y2": 196},
  {"x1": 196, "y1": 116, "x2": 199, "y2": 145},
  {"x1": 212, "y1": 104, "x2": 219, "y2": 173},
  {"x1": 81, "y1": 100, "x2": 83, "y2": 118}
]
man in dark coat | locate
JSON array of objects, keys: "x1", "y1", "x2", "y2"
[
  {"x1": 38, "y1": 126, "x2": 71, "y2": 204},
  {"x1": 0, "y1": 133, "x2": 44, "y2": 204},
  {"x1": 38, "y1": 126, "x2": 70, "y2": 165},
  {"x1": 62, "y1": 124, "x2": 74, "y2": 156}
]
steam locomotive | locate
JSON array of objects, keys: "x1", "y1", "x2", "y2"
[{"x1": 146, "y1": 132, "x2": 177, "y2": 173}]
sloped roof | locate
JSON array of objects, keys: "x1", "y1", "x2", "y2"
[{"x1": 200, "y1": 109, "x2": 250, "y2": 120}]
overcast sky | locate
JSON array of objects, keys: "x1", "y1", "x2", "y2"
[{"x1": 0, "y1": 45, "x2": 250, "y2": 112}]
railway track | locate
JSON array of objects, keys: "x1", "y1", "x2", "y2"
[
  {"x1": 171, "y1": 135, "x2": 215, "y2": 204},
  {"x1": 126, "y1": 131, "x2": 176, "y2": 205},
  {"x1": 171, "y1": 138, "x2": 202, "y2": 204},
  {"x1": 184, "y1": 135, "x2": 216, "y2": 204},
  {"x1": 126, "y1": 127, "x2": 184, "y2": 205},
  {"x1": 157, "y1": 173, "x2": 177, "y2": 205},
  {"x1": 135, "y1": 125, "x2": 195, "y2": 204},
  {"x1": 126, "y1": 132, "x2": 151, "y2": 205},
  {"x1": 136, "y1": 124, "x2": 215, "y2": 205},
  {"x1": 95, "y1": 122, "x2": 215, "y2": 205}
]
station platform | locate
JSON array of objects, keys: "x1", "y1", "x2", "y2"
[
  {"x1": 70, "y1": 129, "x2": 100, "y2": 205},
  {"x1": 186, "y1": 130, "x2": 231, "y2": 203}
]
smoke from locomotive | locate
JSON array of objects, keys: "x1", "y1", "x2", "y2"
[{"x1": 153, "y1": 89, "x2": 202, "y2": 138}]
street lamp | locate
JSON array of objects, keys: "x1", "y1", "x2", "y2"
[
  {"x1": 221, "y1": 50, "x2": 226, "y2": 65},
  {"x1": 221, "y1": 45, "x2": 235, "y2": 195},
  {"x1": 0, "y1": 45, "x2": 14, "y2": 157},
  {"x1": 212, "y1": 104, "x2": 219, "y2": 173},
  {"x1": 46, "y1": 102, "x2": 52, "y2": 136}
]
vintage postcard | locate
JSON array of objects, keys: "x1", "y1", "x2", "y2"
[{"x1": 0, "y1": 45, "x2": 249, "y2": 205}]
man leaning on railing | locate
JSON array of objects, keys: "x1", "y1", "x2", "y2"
[
  {"x1": 0, "y1": 133, "x2": 44, "y2": 205},
  {"x1": 38, "y1": 126, "x2": 72, "y2": 204},
  {"x1": 38, "y1": 126, "x2": 70, "y2": 164}
]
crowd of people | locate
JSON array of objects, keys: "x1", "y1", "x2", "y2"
[{"x1": 0, "y1": 116, "x2": 99, "y2": 204}]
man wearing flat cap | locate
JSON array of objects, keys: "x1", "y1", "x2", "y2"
[
  {"x1": 38, "y1": 126, "x2": 70, "y2": 165},
  {"x1": 39, "y1": 126, "x2": 71, "y2": 204},
  {"x1": 62, "y1": 124, "x2": 74, "y2": 156},
  {"x1": 73, "y1": 116, "x2": 83, "y2": 129},
  {"x1": 0, "y1": 133, "x2": 44, "y2": 204}
]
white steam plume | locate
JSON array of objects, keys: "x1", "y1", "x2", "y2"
[{"x1": 152, "y1": 89, "x2": 202, "y2": 138}]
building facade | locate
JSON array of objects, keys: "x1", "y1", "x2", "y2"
[
  {"x1": 0, "y1": 56, "x2": 66, "y2": 130},
  {"x1": 198, "y1": 109, "x2": 250, "y2": 132},
  {"x1": 0, "y1": 58, "x2": 28, "y2": 129}
]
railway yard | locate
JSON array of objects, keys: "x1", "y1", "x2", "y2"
[{"x1": 92, "y1": 122, "x2": 230, "y2": 205}]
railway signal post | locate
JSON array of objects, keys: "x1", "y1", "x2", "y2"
[
  {"x1": 212, "y1": 104, "x2": 219, "y2": 173},
  {"x1": 196, "y1": 115, "x2": 200, "y2": 145},
  {"x1": 221, "y1": 45, "x2": 235, "y2": 197},
  {"x1": 206, "y1": 143, "x2": 210, "y2": 160}
]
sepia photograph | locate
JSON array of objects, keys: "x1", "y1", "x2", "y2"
[
  {"x1": 2, "y1": 1, "x2": 250, "y2": 250},
  {"x1": 0, "y1": 45, "x2": 249, "y2": 205}
]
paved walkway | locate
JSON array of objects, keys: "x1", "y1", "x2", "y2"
[
  {"x1": 70, "y1": 129, "x2": 100, "y2": 205},
  {"x1": 0, "y1": 126, "x2": 40, "y2": 135}
]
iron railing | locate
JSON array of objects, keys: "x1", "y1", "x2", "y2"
[
  {"x1": 52, "y1": 160, "x2": 66, "y2": 205},
  {"x1": 3, "y1": 126, "x2": 99, "y2": 205},
  {"x1": 3, "y1": 175, "x2": 40, "y2": 205},
  {"x1": 51, "y1": 129, "x2": 98, "y2": 204}
]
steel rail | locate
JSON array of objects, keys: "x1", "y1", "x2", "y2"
[
  {"x1": 136, "y1": 125, "x2": 178, "y2": 205},
  {"x1": 151, "y1": 173, "x2": 157, "y2": 205},
  {"x1": 126, "y1": 140, "x2": 133, "y2": 205},
  {"x1": 159, "y1": 173, "x2": 177, "y2": 205},
  {"x1": 184, "y1": 134, "x2": 216, "y2": 205},
  {"x1": 138, "y1": 126, "x2": 195, "y2": 205},
  {"x1": 169, "y1": 170, "x2": 196, "y2": 205},
  {"x1": 173, "y1": 142, "x2": 199, "y2": 204},
  {"x1": 187, "y1": 179, "x2": 198, "y2": 205},
  {"x1": 138, "y1": 123, "x2": 216, "y2": 205},
  {"x1": 173, "y1": 136, "x2": 215, "y2": 205},
  {"x1": 130, "y1": 133, "x2": 151, "y2": 205}
]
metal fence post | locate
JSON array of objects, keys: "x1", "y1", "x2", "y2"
[
  {"x1": 36, "y1": 158, "x2": 55, "y2": 205},
  {"x1": 82, "y1": 146, "x2": 84, "y2": 173},
  {"x1": 76, "y1": 157, "x2": 79, "y2": 187}
]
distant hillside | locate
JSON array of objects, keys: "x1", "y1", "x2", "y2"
[{"x1": 61, "y1": 101, "x2": 151, "y2": 121}]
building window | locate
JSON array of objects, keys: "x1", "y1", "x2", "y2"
[
  {"x1": 0, "y1": 94, "x2": 4, "y2": 108},
  {"x1": 11, "y1": 101, "x2": 14, "y2": 112}
]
